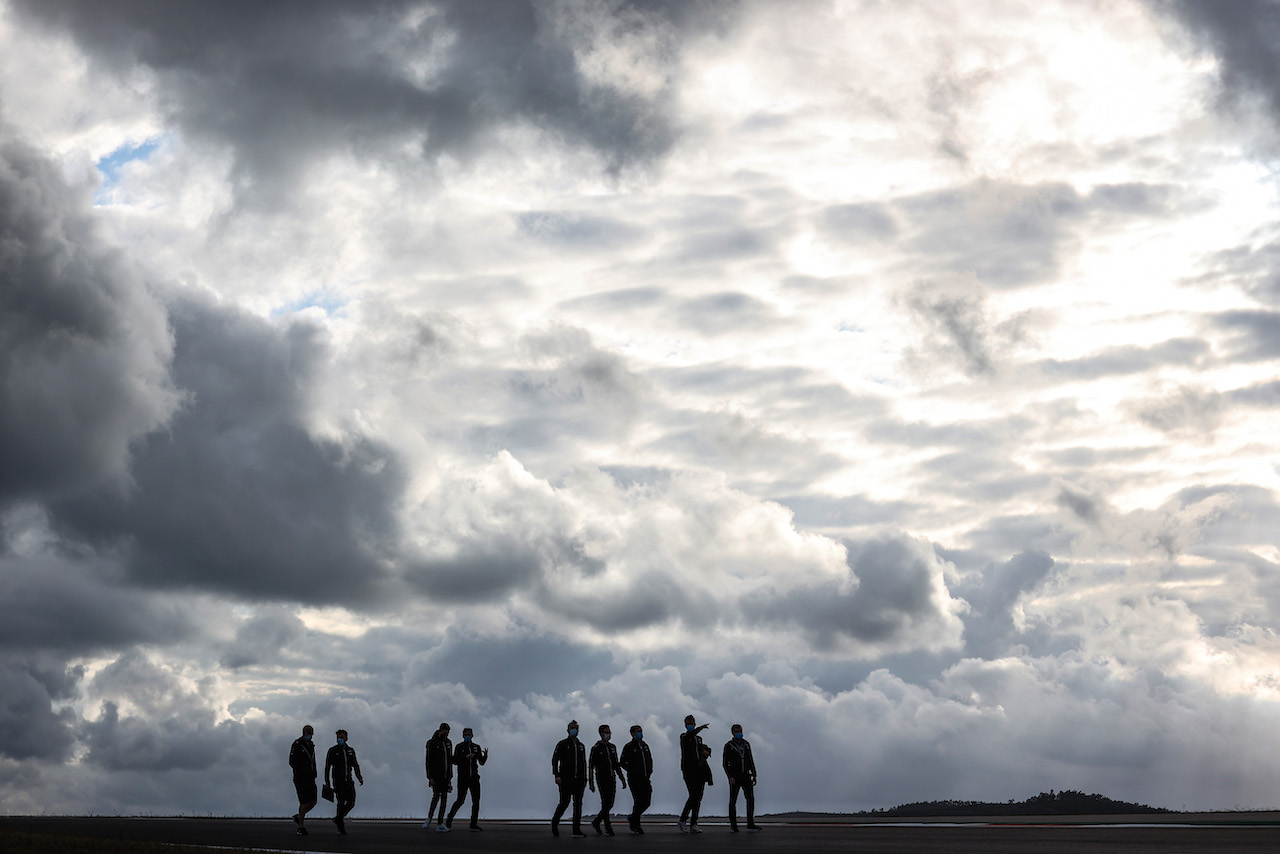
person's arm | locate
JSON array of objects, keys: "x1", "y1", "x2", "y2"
[
  {"x1": 552, "y1": 741, "x2": 561, "y2": 784},
  {"x1": 478, "y1": 744, "x2": 488, "y2": 765},
  {"x1": 324, "y1": 748, "x2": 333, "y2": 787},
  {"x1": 352, "y1": 749, "x2": 363, "y2": 785},
  {"x1": 723, "y1": 742, "x2": 734, "y2": 785}
]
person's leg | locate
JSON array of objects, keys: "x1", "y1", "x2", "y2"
[
  {"x1": 690, "y1": 781, "x2": 704, "y2": 827},
  {"x1": 636, "y1": 781, "x2": 651, "y2": 831},
  {"x1": 728, "y1": 779, "x2": 740, "y2": 831},
  {"x1": 446, "y1": 782, "x2": 468, "y2": 827},
  {"x1": 552, "y1": 781, "x2": 572, "y2": 835},
  {"x1": 469, "y1": 779, "x2": 481, "y2": 827},
  {"x1": 596, "y1": 784, "x2": 615, "y2": 833},
  {"x1": 744, "y1": 782, "x2": 757, "y2": 828},
  {"x1": 571, "y1": 782, "x2": 585, "y2": 833}
]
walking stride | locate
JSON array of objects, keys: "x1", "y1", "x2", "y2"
[
  {"x1": 425, "y1": 722, "x2": 453, "y2": 831},
  {"x1": 723, "y1": 723, "x2": 761, "y2": 832},
  {"x1": 324, "y1": 729, "x2": 363, "y2": 835},
  {"x1": 619, "y1": 724, "x2": 653, "y2": 835},
  {"x1": 588, "y1": 724, "x2": 627, "y2": 836},
  {"x1": 288, "y1": 725, "x2": 317, "y2": 836},
  {"x1": 551, "y1": 720, "x2": 588, "y2": 837},
  {"x1": 446, "y1": 727, "x2": 489, "y2": 831}
]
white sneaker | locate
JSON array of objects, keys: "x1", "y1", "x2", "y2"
[
  {"x1": 437, "y1": 824, "x2": 449, "y2": 832},
  {"x1": 422, "y1": 821, "x2": 432, "y2": 829},
  {"x1": 678, "y1": 820, "x2": 688, "y2": 833}
]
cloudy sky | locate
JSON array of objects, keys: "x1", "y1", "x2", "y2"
[{"x1": 3, "y1": 0, "x2": 1280, "y2": 818}]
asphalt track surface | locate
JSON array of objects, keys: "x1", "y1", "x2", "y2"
[{"x1": 5, "y1": 817, "x2": 1280, "y2": 853}]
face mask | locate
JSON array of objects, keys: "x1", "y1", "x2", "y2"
[
  {"x1": 337, "y1": 738, "x2": 345, "y2": 745},
  {"x1": 569, "y1": 729, "x2": 579, "y2": 738},
  {"x1": 602, "y1": 733, "x2": 611, "y2": 742},
  {"x1": 304, "y1": 734, "x2": 312, "y2": 742},
  {"x1": 734, "y1": 732, "x2": 743, "y2": 740},
  {"x1": 686, "y1": 725, "x2": 695, "y2": 733},
  {"x1": 463, "y1": 735, "x2": 472, "y2": 742},
  {"x1": 635, "y1": 732, "x2": 643, "y2": 740}
]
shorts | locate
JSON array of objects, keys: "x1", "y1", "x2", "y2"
[{"x1": 294, "y1": 776, "x2": 318, "y2": 803}]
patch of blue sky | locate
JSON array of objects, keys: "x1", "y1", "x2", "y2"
[
  {"x1": 271, "y1": 291, "x2": 350, "y2": 318},
  {"x1": 94, "y1": 136, "x2": 165, "y2": 205}
]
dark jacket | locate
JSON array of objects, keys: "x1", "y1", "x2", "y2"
[
  {"x1": 619, "y1": 739, "x2": 652, "y2": 784},
  {"x1": 589, "y1": 740, "x2": 624, "y2": 789},
  {"x1": 426, "y1": 733, "x2": 453, "y2": 783},
  {"x1": 722, "y1": 738, "x2": 757, "y2": 784},
  {"x1": 552, "y1": 736, "x2": 587, "y2": 783},
  {"x1": 289, "y1": 737, "x2": 316, "y2": 779},
  {"x1": 325, "y1": 743, "x2": 363, "y2": 788},
  {"x1": 679, "y1": 730, "x2": 706, "y2": 781},
  {"x1": 453, "y1": 740, "x2": 487, "y2": 782}
]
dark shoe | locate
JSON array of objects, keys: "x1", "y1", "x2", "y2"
[
  {"x1": 746, "y1": 825, "x2": 762, "y2": 832},
  {"x1": 445, "y1": 817, "x2": 453, "y2": 829},
  {"x1": 292, "y1": 813, "x2": 301, "y2": 829},
  {"x1": 572, "y1": 830, "x2": 588, "y2": 838},
  {"x1": 591, "y1": 817, "x2": 602, "y2": 835},
  {"x1": 470, "y1": 824, "x2": 483, "y2": 832},
  {"x1": 634, "y1": 826, "x2": 644, "y2": 835},
  {"x1": 604, "y1": 825, "x2": 615, "y2": 837},
  {"x1": 295, "y1": 827, "x2": 307, "y2": 836},
  {"x1": 552, "y1": 824, "x2": 560, "y2": 837},
  {"x1": 730, "y1": 826, "x2": 739, "y2": 832}
]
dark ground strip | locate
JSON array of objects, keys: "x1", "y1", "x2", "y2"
[{"x1": 3, "y1": 817, "x2": 1280, "y2": 854}]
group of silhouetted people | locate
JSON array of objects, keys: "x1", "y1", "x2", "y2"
[
  {"x1": 287, "y1": 725, "x2": 363, "y2": 836},
  {"x1": 551, "y1": 714, "x2": 761, "y2": 838},
  {"x1": 287, "y1": 715, "x2": 760, "y2": 837}
]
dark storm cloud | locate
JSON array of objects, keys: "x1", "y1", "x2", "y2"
[
  {"x1": 954, "y1": 550, "x2": 1057, "y2": 658},
  {"x1": 1163, "y1": 0, "x2": 1280, "y2": 120},
  {"x1": 892, "y1": 179, "x2": 1178, "y2": 288},
  {"x1": 0, "y1": 557, "x2": 195, "y2": 652},
  {"x1": 0, "y1": 655, "x2": 79, "y2": 761},
  {"x1": 86, "y1": 701, "x2": 238, "y2": 772},
  {"x1": 48, "y1": 292, "x2": 407, "y2": 606},
  {"x1": 220, "y1": 608, "x2": 306, "y2": 669},
  {"x1": 742, "y1": 534, "x2": 959, "y2": 651},
  {"x1": 0, "y1": 140, "x2": 178, "y2": 507},
  {"x1": 405, "y1": 544, "x2": 544, "y2": 604},
  {"x1": 405, "y1": 633, "x2": 615, "y2": 700},
  {"x1": 14, "y1": 0, "x2": 729, "y2": 200}
]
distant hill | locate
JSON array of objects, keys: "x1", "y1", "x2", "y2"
[{"x1": 861, "y1": 790, "x2": 1171, "y2": 817}]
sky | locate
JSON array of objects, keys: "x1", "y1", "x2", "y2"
[{"x1": 2, "y1": 0, "x2": 1280, "y2": 819}]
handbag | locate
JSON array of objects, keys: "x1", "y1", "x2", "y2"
[{"x1": 321, "y1": 784, "x2": 334, "y2": 802}]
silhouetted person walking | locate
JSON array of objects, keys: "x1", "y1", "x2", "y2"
[
  {"x1": 619, "y1": 724, "x2": 653, "y2": 835},
  {"x1": 288, "y1": 724, "x2": 316, "y2": 836},
  {"x1": 446, "y1": 727, "x2": 488, "y2": 831},
  {"x1": 678, "y1": 714, "x2": 711, "y2": 833},
  {"x1": 589, "y1": 724, "x2": 626, "y2": 836},
  {"x1": 425, "y1": 722, "x2": 453, "y2": 831},
  {"x1": 722, "y1": 723, "x2": 760, "y2": 832},
  {"x1": 324, "y1": 729, "x2": 363, "y2": 835},
  {"x1": 551, "y1": 720, "x2": 588, "y2": 837}
]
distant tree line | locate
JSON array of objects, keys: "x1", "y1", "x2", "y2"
[{"x1": 859, "y1": 789, "x2": 1171, "y2": 817}]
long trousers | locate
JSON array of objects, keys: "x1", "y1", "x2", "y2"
[
  {"x1": 680, "y1": 777, "x2": 705, "y2": 825},
  {"x1": 594, "y1": 783, "x2": 616, "y2": 831},
  {"x1": 628, "y1": 779, "x2": 651, "y2": 829},
  {"x1": 552, "y1": 779, "x2": 586, "y2": 832},
  {"x1": 429, "y1": 785, "x2": 449, "y2": 823},
  {"x1": 335, "y1": 782, "x2": 356, "y2": 821},
  {"x1": 447, "y1": 777, "x2": 481, "y2": 826},
  {"x1": 728, "y1": 779, "x2": 755, "y2": 829}
]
